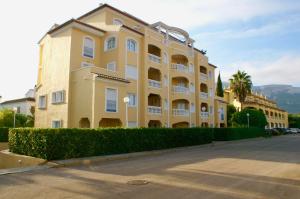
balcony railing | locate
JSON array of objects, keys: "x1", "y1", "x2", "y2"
[
  {"x1": 171, "y1": 63, "x2": 189, "y2": 73},
  {"x1": 200, "y1": 73, "x2": 208, "y2": 81},
  {"x1": 172, "y1": 86, "x2": 189, "y2": 94},
  {"x1": 148, "y1": 79, "x2": 161, "y2": 88},
  {"x1": 173, "y1": 109, "x2": 189, "y2": 116},
  {"x1": 148, "y1": 106, "x2": 162, "y2": 115},
  {"x1": 200, "y1": 92, "x2": 208, "y2": 99},
  {"x1": 148, "y1": 54, "x2": 161, "y2": 64},
  {"x1": 201, "y1": 112, "x2": 209, "y2": 119}
]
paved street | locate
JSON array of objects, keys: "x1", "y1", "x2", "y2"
[{"x1": 0, "y1": 135, "x2": 300, "y2": 199}]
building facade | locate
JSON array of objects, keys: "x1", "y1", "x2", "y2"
[
  {"x1": 35, "y1": 4, "x2": 221, "y2": 128},
  {"x1": 224, "y1": 90, "x2": 288, "y2": 128}
]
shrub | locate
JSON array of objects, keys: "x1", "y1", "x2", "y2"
[
  {"x1": 0, "y1": 127, "x2": 9, "y2": 142},
  {"x1": 213, "y1": 127, "x2": 265, "y2": 141},
  {"x1": 9, "y1": 128, "x2": 214, "y2": 160},
  {"x1": 231, "y1": 108, "x2": 268, "y2": 128},
  {"x1": 0, "y1": 109, "x2": 34, "y2": 128}
]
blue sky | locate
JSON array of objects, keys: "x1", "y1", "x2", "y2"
[{"x1": 0, "y1": 0, "x2": 300, "y2": 100}]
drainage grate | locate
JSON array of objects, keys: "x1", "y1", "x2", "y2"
[{"x1": 127, "y1": 180, "x2": 149, "y2": 186}]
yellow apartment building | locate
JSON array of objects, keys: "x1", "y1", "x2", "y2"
[
  {"x1": 224, "y1": 89, "x2": 288, "y2": 128},
  {"x1": 35, "y1": 4, "x2": 225, "y2": 128}
]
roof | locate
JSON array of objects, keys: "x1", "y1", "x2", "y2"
[
  {"x1": 47, "y1": 19, "x2": 106, "y2": 35},
  {"x1": 78, "y1": 4, "x2": 149, "y2": 26},
  {"x1": 209, "y1": 63, "x2": 218, "y2": 68},
  {"x1": 1, "y1": 97, "x2": 35, "y2": 105}
]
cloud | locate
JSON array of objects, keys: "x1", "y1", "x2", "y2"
[{"x1": 221, "y1": 54, "x2": 300, "y2": 86}]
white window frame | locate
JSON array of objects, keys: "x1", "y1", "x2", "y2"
[
  {"x1": 190, "y1": 103, "x2": 195, "y2": 113},
  {"x1": 38, "y1": 95, "x2": 47, "y2": 109},
  {"x1": 104, "y1": 36, "x2": 117, "y2": 52},
  {"x1": 107, "y1": 61, "x2": 117, "y2": 72},
  {"x1": 82, "y1": 36, "x2": 95, "y2": 59},
  {"x1": 127, "y1": 93, "x2": 137, "y2": 107},
  {"x1": 163, "y1": 52, "x2": 168, "y2": 64},
  {"x1": 164, "y1": 99, "x2": 169, "y2": 110},
  {"x1": 81, "y1": 62, "x2": 94, "y2": 68},
  {"x1": 190, "y1": 83, "x2": 195, "y2": 93},
  {"x1": 52, "y1": 90, "x2": 65, "y2": 104},
  {"x1": 52, "y1": 120, "x2": 62, "y2": 128},
  {"x1": 113, "y1": 18, "x2": 124, "y2": 26},
  {"x1": 126, "y1": 38, "x2": 138, "y2": 53},
  {"x1": 189, "y1": 63, "x2": 194, "y2": 73},
  {"x1": 125, "y1": 65, "x2": 138, "y2": 80},
  {"x1": 105, "y1": 87, "x2": 118, "y2": 113}
]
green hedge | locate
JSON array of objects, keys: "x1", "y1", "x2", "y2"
[
  {"x1": 213, "y1": 127, "x2": 265, "y2": 141},
  {"x1": 0, "y1": 127, "x2": 9, "y2": 142},
  {"x1": 9, "y1": 128, "x2": 214, "y2": 160}
]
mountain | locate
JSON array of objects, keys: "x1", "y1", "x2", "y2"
[{"x1": 223, "y1": 83, "x2": 300, "y2": 114}]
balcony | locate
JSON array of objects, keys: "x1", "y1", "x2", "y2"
[
  {"x1": 148, "y1": 106, "x2": 162, "y2": 115},
  {"x1": 173, "y1": 86, "x2": 189, "y2": 94},
  {"x1": 148, "y1": 53, "x2": 161, "y2": 64},
  {"x1": 201, "y1": 112, "x2": 209, "y2": 119},
  {"x1": 148, "y1": 79, "x2": 161, "y2": 88},
  {"x1": 173, "y1": 109, "x2": 189, "y2": 116},
  {"x1": 171, "y1": 63, "x2": 189, "y2": 73},
  {"x1": 200, "y1": 73, "x2": 208, "y2": 82},
  {"x1": 200, "y1": 92, "x2": 208, "y2": 99}
]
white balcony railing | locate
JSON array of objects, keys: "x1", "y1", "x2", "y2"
[
  {"x1": 171, "y1": 63, "x2": 189, "y2": 73},
  {"x1": 200, "y1": 92, "x2": 208, "y2": 99},
  {"x1": 200, "y1": 73, "x2": 208, "y2": 81},
  {"x1": 173, "y1": 109, "x2": 189, "y2": 116},
  {"x1": 148, "y1": 106, "x2": 162, "y2": 115},
  {"x1": 201, "y1": 112, "x2": 209, "y2": 119},
  {"x1": 173, "y1": 86, "x2": 189, "y2": 94},
  {"x1": 148, "y1": 54, "x2": 161, "y2": 64},
  {"x1": 148, "y1": 79, "x2": 161, "y2": 88}
]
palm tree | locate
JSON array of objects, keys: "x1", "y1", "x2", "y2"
[{"x1": 229, "y1": 70, "x2": 252, "y2": 110}]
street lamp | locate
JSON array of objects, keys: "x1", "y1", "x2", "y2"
[
  {"x1": 123, "y1": 97, "x2": 130, "y2": 128},
  {"x1": 246, "y1": 113, "x2": 250, "y2": 128},
  {"x1": 13, "y1": 107, "x2": 18, "y2": 128}
]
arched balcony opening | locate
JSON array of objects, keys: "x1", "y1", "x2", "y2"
[
  {"x1": 148, "y1": 44, "x2": 161, "y2": 63},
  {"x1": 79, "y1": 118, "x2": 90, "y2": 128},
  {"x1": 171, "y1": 54, "x2": 189, "y2": 73},
  {"x1": 99, "y1": 118, "x2": 122, "y2": 128},
  {"x1": 200, "y1": 83, "x2": 208, "y2": 99},
  {"x1": 270, "y1": 112, "x2": 274, "y2": 118},
  {"x1": 201, "y1": 122, "x2": 209, "y2": 127},
  {"x1": 172, "y1": 77, "x2": 189, "y2": 94},
  {"x1": 200, "y1": 66, "x2": 207, "y2": 74},
  {"x1": 173, "y1": 122, "x2": 189, "y2": 128},
  {"x1": 148, "y1": 94, "x2": 162, "y2": 115},
  {"x1": 200, "y1": 103, "x2": 209, "y2": 119},
  {"x1": 172, "y1": 99, "x2": 189, "y2": 116},
  {"x1": 148, "y1": 68, "x2": 162, "y2": 88},
  {"x1": 148, "y1": 120, "x2": 162, "y2": 128}
]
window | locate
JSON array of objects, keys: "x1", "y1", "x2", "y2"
[
  {"x1": 127, "y1": 39, "x2": 137, "y2": 52},
  {"x1": 177, "y1": 103, "x2": 186, "y2": 110},
  {"x1": 105, "y1": 37, "x2": 116, "y2": 51},
  {"x1": 209, "y1": 71, "x2": 213, "y2": 79},
  {"x1": 113, "y1": 19, "x2": 123, "y2": 25},
  {"x1": 209, "y1": 88, "x2": 213, "y2": 97},
  {"x1": 106, "y1": 88, "x2": 117, "y2": 112},
  {"x1": 190, "y1": 83, "x2": 195, "y2": 93},
  {"x1": 83, "y1": 37, "x2": 94, "y2": 58},
  {"x1": 107, "y1": 62, "x2": 116, "y2": 72},
  {"x1": 189, "y1": 63, "x2": 194, "y2": 73},
  {"x1": 52, "y1": 120, "x2": 62, "y2": 128},
  {"x1": 164, "y1": 75, "x2": 168, "y2": 87},
  {"x1": 16, "y1": 107, "x2": 21, "y2": 114},
  {"x1": 81, "y1": 62, "x2": 94, "y2": 68},
  {"x1": 125, "y1": 65, "x2": 137, "y2": 80},
  {"x1": 128, "y1": 121, "x2": 137, "y2": 128},
  {"x1": 128, "y1": 93, "x2": 137, "y2": 107},
  {"x1": 38, "y1": 95, "x2": 47, "y2": 109},
  {"x1": 164, "y1": 99, "x2": 169, "y2": 110},
  {"x1": 209, "y1": 106, "x2": 213, "y2": 114},
  {"x1": 190, "y1": 103, "x2": 195, "y2": 113},
  {"x1": 52, "y1": 91, "x2": 65, "y2": 104},
  {"x1": 163, "y1": 52, "x2": 168, "y2": 64}
]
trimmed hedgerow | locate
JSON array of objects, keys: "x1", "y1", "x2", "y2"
[
  {"x1": 0, "y1": 127, "x2": 9, "y2": 142},
  {"x1": 213, "y1": 127, "x2": 266, "y2": 141},
  {"x1": 9, "y1": 128, "x2": 214, "y2": 160}
]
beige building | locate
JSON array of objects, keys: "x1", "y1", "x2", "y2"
[
  {"x1": 35, "y1": 4, "x2": 223, "y2": 128},
  {"x1": 224, "y1": 89, "x2": 288, "y2": 128}
]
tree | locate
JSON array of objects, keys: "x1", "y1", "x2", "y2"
[
  {"x1": 231, "y1": 108, "x2": 267, "y2": 128},
  {"x1": 0, "y1": 109, "x2": 34, "y2": 128},
  {"x1": 289, "y1": 114, "x2": 300, "y2": 128},
  {"x1": 229, "y1": 70, "x2": 252, "y2": 110},
  {"x1": 227, "y1": 104, "x2": 237, "y2": 127},
  {"x1": 216, "y1": 73, "x2": 224, "y2": 97}
]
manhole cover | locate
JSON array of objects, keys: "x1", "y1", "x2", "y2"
[{"x1": 127, "y1": 180, "x2": 149, "y2": 185}]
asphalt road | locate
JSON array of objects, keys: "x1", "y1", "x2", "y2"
[{"x1": 1, "y1": 135, "x2": 300, "y2": 199}]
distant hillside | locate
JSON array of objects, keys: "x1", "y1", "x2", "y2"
[{"x1": 223, "y1": 83, "x2": 300, "y2": 114}]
